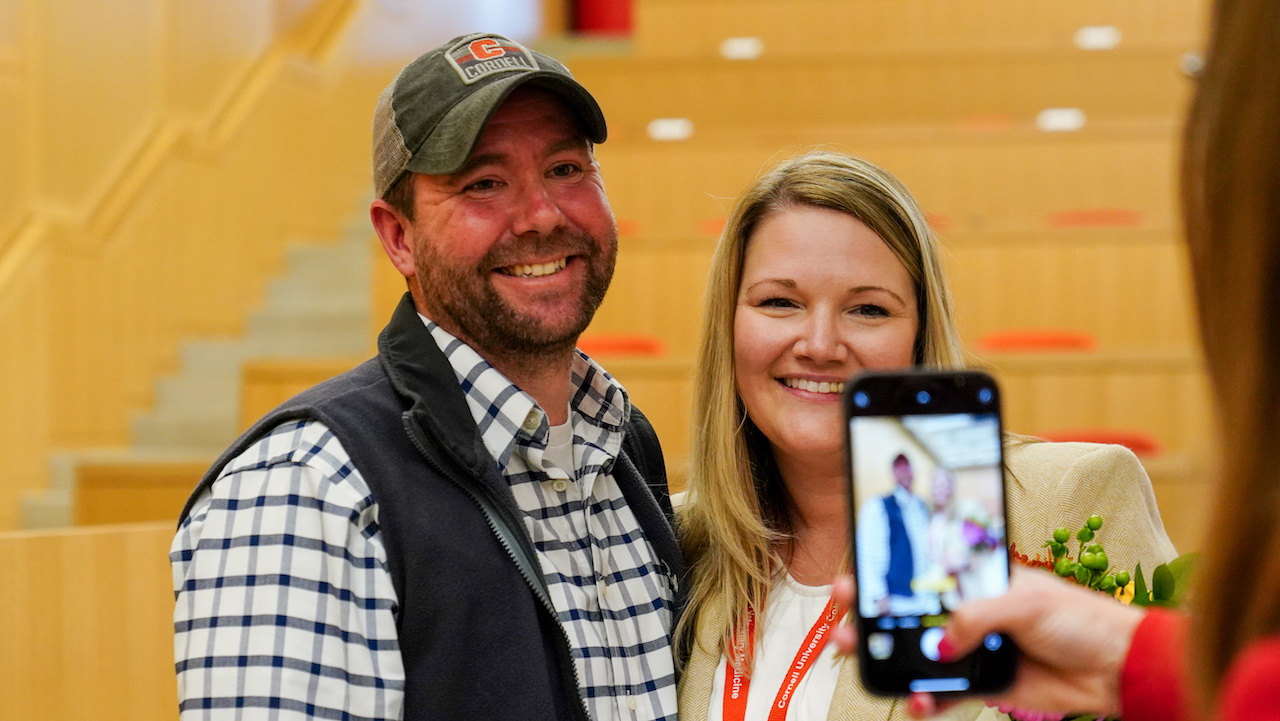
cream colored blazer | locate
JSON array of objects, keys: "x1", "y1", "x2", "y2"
[{"x1": 677, "y1": 441, "x2": 1179, "y2": 721}]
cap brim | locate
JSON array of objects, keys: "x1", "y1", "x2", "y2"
[{"x1": 404, "y1": 72, "x2": 607, "y2": 176}]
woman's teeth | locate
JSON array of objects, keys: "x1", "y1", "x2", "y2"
[
  {"x1": 501, "y1": 258, "x2": 568, "y2": 278},
  {"x1": 783, "y1": 378, "x2": 845, "y2": 394}
]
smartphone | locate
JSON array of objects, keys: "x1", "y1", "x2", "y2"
[{"x1": 845, "y1": 369, "x2": 1017, "y2": 696}]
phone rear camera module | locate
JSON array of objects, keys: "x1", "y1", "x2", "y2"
[
  {"x1": 854, "y1": 391, "x2": 870, "y2": 408},
  {"x1": 916, "y1": 390, "x2": 931, "y2": 404},
  {"x1": 978, "y1": 388, "x2": 993, "y2": 404}
]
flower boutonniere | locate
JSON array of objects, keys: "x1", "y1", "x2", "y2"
[{"x1": 1007, "y1": 514, "x2": 1198, "y2": 721}]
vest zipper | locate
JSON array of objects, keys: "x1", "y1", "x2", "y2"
[{"x1": 401, "y1": 417, "x2": 591, "y2": 721}]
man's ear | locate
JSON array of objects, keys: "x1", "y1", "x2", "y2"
[{"x1": 370, "y1": 199, "x2": 416, "y2": 279}]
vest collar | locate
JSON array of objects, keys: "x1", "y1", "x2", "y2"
[{"x1": 377, "y1": 292, "x2": 491, "y2": 478}]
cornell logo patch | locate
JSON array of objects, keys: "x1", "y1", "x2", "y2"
[{"x1": 446, "y1": 35, "x2": 539, "y2": 85}]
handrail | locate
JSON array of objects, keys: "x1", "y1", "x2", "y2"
[{"x1": 0, "y1": 0, "x2": 364, "y2": 294}]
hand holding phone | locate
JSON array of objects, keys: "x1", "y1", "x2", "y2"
[{"x1": 845, "y1": 370, "x2": 1018, "y2": 697}]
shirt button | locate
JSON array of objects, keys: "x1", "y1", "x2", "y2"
[
  {"x1": 551, "y1": 479, "x2": 569, "y2": 493},
  {"x1": 521, "y1": 410, "x2": 540, "y2": 432},
  {"x1": 627, "y1": 696, "x2": 638, "y2": 711}
]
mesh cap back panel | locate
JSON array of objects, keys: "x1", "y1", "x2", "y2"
[{"x1": 372, "y1": 76, "x2": 413, "y2": 198}]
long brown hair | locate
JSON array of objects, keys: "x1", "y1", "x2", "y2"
[
  {"x1": 674, "y1": 151, "x2": 964, "y2": 667},
  {"x1": 1183, "y1": 0, "x2": 1280, "y2": 699}
]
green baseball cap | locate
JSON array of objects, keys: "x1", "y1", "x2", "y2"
[{"x1": 372, "y1": 33, "x2": 608, "y2": 197}]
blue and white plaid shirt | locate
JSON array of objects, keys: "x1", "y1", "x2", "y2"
[{"x1": 171, "y1": 317, "x2": 678, "y2": 721}]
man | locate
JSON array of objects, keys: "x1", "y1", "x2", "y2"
[
  {"x1": 171, "y1": 33, "x2": 683, "y2": 721},
  {"x1": 856, "y1": 453, "x2": 939, "y2": 617}
]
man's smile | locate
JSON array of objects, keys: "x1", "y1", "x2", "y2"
[{"x1": 496, "y1": 256, "x2": 570, "y2": 278}]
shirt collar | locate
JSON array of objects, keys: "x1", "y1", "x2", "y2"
[
  {"x1": 893, "y1": 485, "x2": 916, "y2": 505},
  {"x1": 420, "y1": 315, "x2": 630, "y2": 470}
]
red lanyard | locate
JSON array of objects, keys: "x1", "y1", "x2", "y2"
[{"x1": 722, "y1": 595, "x2": 839, "y2": 721}]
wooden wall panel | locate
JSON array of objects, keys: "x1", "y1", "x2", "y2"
[
  {"x1": 596, "y1": 131, "x2": 1179, "y2": 241},
  {"x1": 167, "y1": 0, "x2": 275, "y2": 116},
  {"x1": 0, "y1": 77, "x2": 26, "y2": 240},
  {"x1": 946, "y1": 236, "x2": 1196, "y2": 349},
  {"x1": 36, "y1": 0, "x2": 165, "y2": 208},
  {"x1": 573, "y1": 53, "x2": 1192, "y2": 132},
  {"x1": 605, "y1": 359, "x2": 694, "y2": 490},
  {"x1": 586, "y1": 237, "x2": 717, "y2": 360},
  {"x1": 0, "y1": 522, "x2": 177, "y2": 721},
  {"x1": 240, "y1": 357, "x2": 363, "y2": 430},
  {"x1": 985, "y1": 353, "x2": 1214, "y2": 458},
  {"x1": 636, "y1": 0, "x2": 1208, "y2": 57},
  {"x1": 0, "y1": 241, "x2": 52, "y2": 531},
  {"x1": 74, "y1": 461, "x2": 208, "y2": 526}
]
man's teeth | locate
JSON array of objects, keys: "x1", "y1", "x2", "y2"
[
  {"x1": 502, "y1": 258, "x2": 568, "y2": 278},
  {"x1": 783, "y1": 378, "x2": 845, "y2": 394}
]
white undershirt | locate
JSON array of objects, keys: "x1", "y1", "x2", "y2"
[
  {"x1": 707, "y1": 576, "x2": 842, "y2": 721},
  {"x1": 544, "y1": 418, "x2": 575, "y2": 478}
]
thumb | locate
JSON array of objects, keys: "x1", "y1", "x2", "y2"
[
  {"x1": 940, "y1": 566, "x2": 1043, "y2": 661},
  {"x1": 939, "y1": 594, "x2": 1009, "y2": 661}
]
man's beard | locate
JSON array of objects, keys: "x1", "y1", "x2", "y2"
[{"x1": 412, "y1": 226, "x2": 617, "y2": 364}]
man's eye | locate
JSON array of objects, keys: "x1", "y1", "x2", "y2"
[
  {"x1": 465, "y1": 179, "x2": 500, "y2": 192},
  {"x1": 549, "y1": 163, "x2": 581, "y2": 178}
]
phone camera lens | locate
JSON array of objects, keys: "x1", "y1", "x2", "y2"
[
  {"x1": 978, "y1": 388, "x2": 993, "y2": 404},
  {"x1": 916, "y1": 390, "x2": 931, "y2": 404},
  {"x1": 984, "y1": 633, "x2": 1003, "y2": 651},
  {"x1": 854, "y1": 391, "x2": 870, "y2": 408},
  {"x1": 955, "y1": 376, "x2": 966, "y2": 387}
]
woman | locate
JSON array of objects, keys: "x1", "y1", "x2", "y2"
[
  {"x1": 858, "y1": 0, "x2": 1280, "y2": 718},
  {"x1": 920, "y1": 468, "x2": 1002, "y2": 612},
  {"x1": 675, "y1": 151, "x2": 1178, "y2": 721}
]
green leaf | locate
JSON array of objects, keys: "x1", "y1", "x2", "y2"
[
  {"x1": 1132, "y1": 562, "x2": 1150, "y2": 607},
  {"x1": 1165, "y1": 552, "x2": 1200, "y2": 605},
  {"x1": 1152, "y1": 564, "x2": 1175, "y2": 603}
]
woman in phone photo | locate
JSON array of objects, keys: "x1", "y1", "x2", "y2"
[{"x1": 673, "y1": 150, "x2": 1179, "y2": 720}]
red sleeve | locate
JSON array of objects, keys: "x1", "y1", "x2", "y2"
[
  {"x1": 1217, "y1": 636, "x2": 1280, "y2": 721},
  {"x1": 1119, "y1": 608, "x2": 1192, "y2": 721}
]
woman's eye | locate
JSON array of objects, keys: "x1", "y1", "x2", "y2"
[
  {"x1": 853, "y1": 304, "x2": 890, "y2": 318},
  {"x1": 759, "y1": 297, "x2": 797, "y2": 309}
]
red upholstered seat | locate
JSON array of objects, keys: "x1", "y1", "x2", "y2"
[
  {"x1": 1036, "y1": 428, "x2": 1163, "y2": 456},
  {"x1": 576, "y1": 334, "x2": 666, "y2": 358},
  {"x1": 976, "y1": 329, "x2": 1098, "y2": 352}
]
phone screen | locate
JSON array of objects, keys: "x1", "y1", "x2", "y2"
[{"x1": 846, "y1": 371, "x2": 1016, "y2": 696}]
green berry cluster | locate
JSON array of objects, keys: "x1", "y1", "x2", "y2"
[{"x1": 1044, "y1": 515, "x2": 1131, "y2": 595}]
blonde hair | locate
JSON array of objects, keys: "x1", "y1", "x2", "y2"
[
  {"x1": 676, "y1": 151, "x2": 964, "y2": 667},
  {"x1": 1184, "y1": 0, "x2": 1280, "y2": 701}
]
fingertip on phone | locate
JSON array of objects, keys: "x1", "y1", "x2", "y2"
[{"x1": 907, "y1": 693, "x2": 936, "y2": 718}]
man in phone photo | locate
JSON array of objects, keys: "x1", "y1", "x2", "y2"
[{"x1": 857, "y1": 453, "x2": 941, "y2": 617}]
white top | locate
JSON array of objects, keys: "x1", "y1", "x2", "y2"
[
  {"x1": 707, "y1": 576, "x2": 842, "y2": 721},
  {"x1": 544, "y1": 416, "x2": 576, "y2": 478}
]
